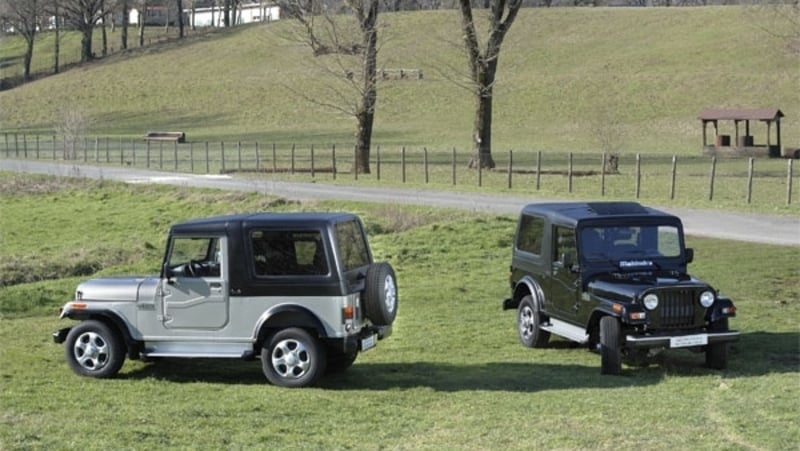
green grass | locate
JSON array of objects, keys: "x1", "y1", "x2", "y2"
[
  {"x1": 1, "y1": 173, "x2": 798, "y2": 450},
  {"x1": 1, "y1": 6, "x2": 798, "y2": 154}
]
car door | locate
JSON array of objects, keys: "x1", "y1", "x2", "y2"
[
  {"x1": 549, "y1": 225, "x2": 580, "y2": 322},
  {"x1": 161, "y1": 236, "x2": 229, "y2": 330}
]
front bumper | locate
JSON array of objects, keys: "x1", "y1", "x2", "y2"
[{"x1": 625, "y1": 330, "x2": 739, "y2": 349}]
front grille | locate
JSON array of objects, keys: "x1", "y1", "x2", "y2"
[{"x1": 656, "y1": 289, "x2": 698, "y2": 328}]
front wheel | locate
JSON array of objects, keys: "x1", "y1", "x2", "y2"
[
  {"x1": 262, "y1": 328, "x2": 326, "y2": 388},
  {"x1": 706, "y1": 318, "x2": 730, "y2": 370},
  {"x1": 64, "y1": 320, "x2": 125, "y2": 378},
  {"x1": 517, "y1": 295, "x2": 550, "y2": 348},
  {"x1": 599, "y1": 316, "x2": 622, "y2": 375}
]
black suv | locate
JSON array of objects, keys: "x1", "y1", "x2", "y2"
[{"x1": 502, "y1": 202, "x2": 739, "y2": 374}]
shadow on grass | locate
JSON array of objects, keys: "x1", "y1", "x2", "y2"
[{"x1": 117, "y1": 331, "x2": 798, "y2": 389}]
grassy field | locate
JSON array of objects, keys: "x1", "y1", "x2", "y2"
[
  {"x1": 1, "y1": 6, "x2": 798, "y2": 154},
  {"x1": 0, "y1": 172, "x2": 798, "y2": 450}
]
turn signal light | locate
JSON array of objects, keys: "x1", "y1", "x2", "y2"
[
  {"x1": 629, "y1": 312, "x2": 646, "y2": 320},
  {"x1": 71, "y1": 303, "x2": 87, "y2": 310},
  {"x1": 343, "y1": 305, "x2": 355, "y2": 320},
  {"x1": 612, "y1": 303, "x2": 623, "y2": 313}
]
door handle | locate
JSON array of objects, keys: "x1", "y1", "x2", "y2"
[{"x1": 209, "y1": 282, "x2": 222, "y2": 288}]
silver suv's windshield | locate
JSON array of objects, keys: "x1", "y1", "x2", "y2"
[{"x1": 579, "y1": 225, "x2": 681, "y2": 261}]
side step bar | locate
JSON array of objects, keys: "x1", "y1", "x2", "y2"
[{"x1": 540, "y1": 318, "x2": 588, "y2": 344}]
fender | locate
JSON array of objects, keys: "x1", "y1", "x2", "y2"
[
  {"x1": 509, "y1": 276, "x2": 546, "y2": 312},
  {"x1": 707, "y1": 296, "x2": 737, "y2": 323},
  {"x1": 253, "y1": 304, "x2": 327, "y2": 347}
]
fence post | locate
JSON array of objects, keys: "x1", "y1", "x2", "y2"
[
  {"x1": 787, "y1": 159, "x2": 793, "y2": 206},
  {"x1": 746, "y1": 157, "x2": 754, "y2": 204},
  {"x1": 508, "y1": 150, "x2": 513, "y2": 189},
  {"x1": 4, "y1": 133, "x2": 8, "y2": 157},
  {"x1": 36, "y1": 135, "x2": 40, "y2": 159},
  {"x1": 376, "y1": 145, "x2": 380, "y2": 181},
  {"x1": 173, "y1": 141, "x2": 178, "y2": 171},
  {"x1": 255, "y1": 142, "x2": 260, "y2": 172},
  {"x1": 635, "y1": 153, "x2": 641, "y2": 199},
  {"x1": 354, "y1": 146, "x2": 358, "y2": 180},
  {"x1": 190, "y1": 142, "x2": 194, "y2": 173},
  {"x1": 105, "y1": 137, "x2": 110, "y2": 163},
  {"x1": 83, "y1": 137, "x2": 88, "y2": 162},
  {"x1": 311, "y1": 144, "x2": 315, "y2": 178},
  {"x1": 237, "y1": 141, "x2": 242, "y2": 171},
  {"x1": 272, "y1": 143, "x2": 277, "y2": 174},
  {"x1": 567, "y1": 152, "x2": 573, "y2": 193},
  {"x1": 205, "y1": 142, "x2": 210, "y2": 174},
  {"x1": 23, "y1": 134, "x2": 28, "y2": 158},
  {"x1": 119, "y1": 138, "x2": 124, "y2": 166},
  {"x1": 291, "y1": 144, "x2": 295, "y2": 175},
  {"x1": 452, "y1": 147, "x2": 457, "y2": 186},
  {"x1": 536, "y1": 151, "x2": 542, "y2": 190},
  {"x1": 52, "y1": 136, "x2": 56, "y2": 160},
  {"x1": 332, "y1": 144, "x2": 337, "y2": 180},
  {"x1": 600, "y1": 152, "x2": 606, "y2": 197},
  {"x1": 424, "y1": 147, "x2": 429, "y2": 184},
  {"x1": 670, "y1": 155, "x2": 677, "y2": 200},
  {"x1": 401, "y1": 147, "x2": 406, "y2": 183},
  {"x1": 220, "y1": 142, "x2": 225, "y2": 173},
  {"x1": 132, "y1": 140, "x2": 137, "y2": 166},
  {"x1": 478, "y1": 155, "x2": 483, "y2": 187},
  {"x1": 708, "y1": 156, "x2": 716, "y2": 201},
  {"x1": 159, "y1": 141, "x2": 164, "y2": 169},
  {"x1": 95, "y1": 137, "x2": 99, "y2": 162},
  {"x1": 14, "y1": 133, "x2": 19, "y2": 157}
]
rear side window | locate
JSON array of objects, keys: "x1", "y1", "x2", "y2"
[
  {"x1": 516, "y1": 215, "x2": 545, "y2": 256},
  {"x1": 335, "y1": 220, "x2": 371, "y2": 271},
  {"x1": 251, "y1": 230, "x2": 328, "y2": 276}
]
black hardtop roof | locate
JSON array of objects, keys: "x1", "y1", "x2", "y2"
[
  {"x1": 170, "y1": 212, "x2": 359, "y2": 234},
  {"x1": 520, "y1": 201, "x2": 679, "y2": 226}
]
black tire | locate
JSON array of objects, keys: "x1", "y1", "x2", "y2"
[
  {"x1": 64, "y1": 320, "x2": 125, "y2": 378},
  {"x1": 363, "y1": 262, "x2": 398, "y2": 326},
  {"x1": 517, "y1": 295, "x2": 550, "y2": 348},
  {"x1": 706, "y1": 318, "x2": 730, "y2": 370},
  {"x1": 600, "y1": 316, "x2": 622, "y2": 375},
  {"x1": 326, "y1": 350, "x2": 358, "y2": 374},
  {"x1": 261, "y1": 328, "x2": 326, "y2": 388}
]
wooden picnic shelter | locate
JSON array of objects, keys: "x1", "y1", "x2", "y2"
[{"x1": 698, "y1": 108, "x2": 784, "y2": 157}]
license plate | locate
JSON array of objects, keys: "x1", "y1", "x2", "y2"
[
  {"x1": 361, "y1": 334, "x2": 377, "y2": 351},
  {"x1": 670, "y1": 334, "x2": 708, "y2": 348}
]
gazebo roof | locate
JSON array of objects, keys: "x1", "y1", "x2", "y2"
[{"x1": 698, "y1": 108, "x2": 784, "y2": 121}]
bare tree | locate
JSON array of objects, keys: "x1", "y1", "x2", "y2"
[
  {"x1": 61, "y1": 0, "x2": 105, "y2": 61},
  {"x1": 457, "y1": 0, "x2": 523, "y2": 169},
  {"x1": 279, "y1": 0, "x2": 381, "y2": 174},
  {"x1": 1, "y1": 0, "x2": 43, "y2": 80},
  {"x1": 119, "y1": 0, "x2": 130, "y2": 49}
]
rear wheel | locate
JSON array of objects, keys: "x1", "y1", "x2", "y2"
[
  {"x1": 517, "y1": 295, "x2": 550, "y2": 348},
  {"x1": 326, "y1": 350, "x2": 358, "y2": 374},
  {"x1": 64, "y1": 320, "x2": 125, "y2": 378},
  {"x1": 706, "y1": 318, "x2": 730, "y2": 370},
  {"x1": 262, "y1": 328, "x2": 326, "y2": 388},
  {"x1": 600, "y1": 316, "x2": 622, "y2": 375}
]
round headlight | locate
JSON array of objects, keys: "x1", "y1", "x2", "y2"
[
  {"x1": 699, "y1": 291, "x2": 715, "y2": 308},
  {"x1": 643, "y1": 293, "x2": 659, "y2": 310}
]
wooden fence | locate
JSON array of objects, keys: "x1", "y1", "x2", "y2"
[{"x1": 1, "y1": 133, "x2": 796, "y2": 207}]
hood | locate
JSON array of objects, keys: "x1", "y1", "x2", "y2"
[
  {"x1": 586, "y1": 272, "x2": 700, "y2": 302},
  {"x1": 76, "y1": 276, "x2": 159, "y2": 302}
]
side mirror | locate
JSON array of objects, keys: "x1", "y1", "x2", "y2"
[{"x1": 685, "y1": 248, "x2": 694, "y2": 264}]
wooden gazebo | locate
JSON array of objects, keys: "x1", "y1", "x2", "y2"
[{"x1": 698, "y1": 108, "x2": 784, "y2": 158}]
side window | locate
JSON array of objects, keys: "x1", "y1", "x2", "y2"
[
  {"x1": 516, "y1": 214, "x2": 545, "y2": 255},
  {"x1": 251, "y1": 230, "x2": 328, "y2": 276},
  {"x1": 553, "y1": 226, "x2": 576, "y2": 264},
  {"x1": 167, "y1": 237, "x2": 221, "y2": 277},
  {"x1": 335, "y1": 220, "x2": 371, "y2": 271}
]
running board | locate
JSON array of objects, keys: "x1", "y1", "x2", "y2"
[{"x1": 540, "y1": 318, "x2": 589, "y2": 344}]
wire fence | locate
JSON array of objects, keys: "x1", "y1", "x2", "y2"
[{"x1": 1, "y1": 133, "x2": 796, "y2": 207}]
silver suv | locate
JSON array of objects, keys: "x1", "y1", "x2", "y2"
[{"x1": 53, "y1": 212, "x2": 398, "y2": 387}]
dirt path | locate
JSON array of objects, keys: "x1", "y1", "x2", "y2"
[{"x1": 2, "y1": 160, "x2": 798, "y2": 246}]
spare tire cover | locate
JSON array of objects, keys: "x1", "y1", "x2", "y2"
[{"x1": 363, "y1": 262, "x2": 398, "y2": 326}]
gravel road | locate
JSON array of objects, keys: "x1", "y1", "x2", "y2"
[{"x1": 2, "y1": 159, "x2": 797, "y2": 246}]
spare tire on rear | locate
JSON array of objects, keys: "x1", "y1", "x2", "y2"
[{"x1": 363, "y1": 262, "x2": 398, "y2": 326}]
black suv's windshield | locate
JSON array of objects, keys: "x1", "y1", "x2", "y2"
[{"x1": 579, "y1": 225, "x2": 681, "y2": 262}]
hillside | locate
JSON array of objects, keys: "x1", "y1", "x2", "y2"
[{"x1": 0, "y1": 6, "x2": 798, "y2": 155}]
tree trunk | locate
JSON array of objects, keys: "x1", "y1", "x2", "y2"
[
  {"x1": 468, "y1": 59, "x2": 497, "y2": 169},
  {"x1": 354, "y1": 12, "x2": 378, "y2": 175},
  {"x1": 53, "y1": 11, "x2": 60, "y2": 74},
  {"x1": 81, "y1": 28, "x2": 94, "y2": 61},
  {"x1": 23, "y1": 36, "x2": 35, "y2": 80},
  {"x1": 121, "y1": 1, "x2": 129, "y2": 50},
  {"x1": 176, "y1": 0, "x2": 184, "y2": 37}
]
